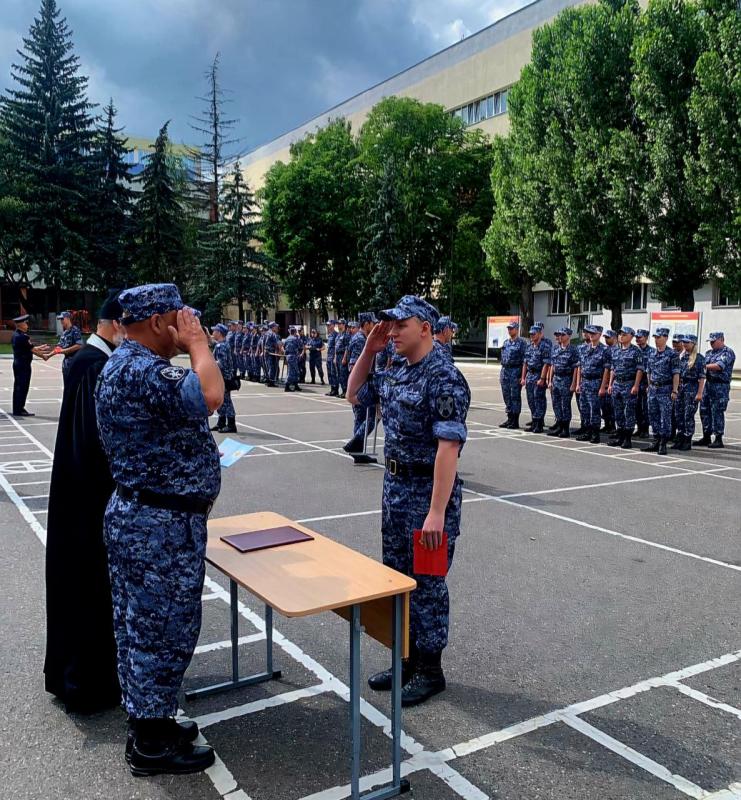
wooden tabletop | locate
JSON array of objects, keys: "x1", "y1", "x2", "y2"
[{"x1": 206, "y1": 511, "x2": 416, "y2": 618}]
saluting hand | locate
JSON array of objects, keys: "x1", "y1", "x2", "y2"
[
  {"x1": 168, "y1": 308, "x2": 208, "y2": 354},
  {"x1": 365, "y1": 322, "x2": 393, "y2": 353}
]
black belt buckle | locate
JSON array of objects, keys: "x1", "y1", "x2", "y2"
[{"x1": 387, "y1": 457, "x2": 398, "y2": 476}]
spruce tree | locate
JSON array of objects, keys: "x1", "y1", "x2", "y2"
[
  {"x1": 1, "y1": 0, "x2": 97, "y2": 290},
  {"x1": 88, "y1": 100, "x2": 135, "y2": 289},
  {"x1": 132, "y1": 122, "x2": 188, "y2": 284}
]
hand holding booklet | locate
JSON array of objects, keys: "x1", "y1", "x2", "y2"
[{"x1": 413, "y1": 530, "x2": 448, "y2": 577}]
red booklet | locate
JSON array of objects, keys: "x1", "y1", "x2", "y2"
[{"x1": 413, "y1": 531, "x2": 448, "y2": 577}]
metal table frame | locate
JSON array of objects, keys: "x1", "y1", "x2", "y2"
[{"x1": 186, "y1": 579, "x2": 410, "y2": 799}]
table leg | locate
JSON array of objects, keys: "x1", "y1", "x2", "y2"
[
  {"x1": 350, "y1": 603, "x2": 362, "y2": 800},
  {"x1": 185, "y1": 579, "x2": 282, "y2": 700}
]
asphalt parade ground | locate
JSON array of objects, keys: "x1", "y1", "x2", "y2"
[{"x1": 0, "y1": 356, "x2": 739, "y2": 800}]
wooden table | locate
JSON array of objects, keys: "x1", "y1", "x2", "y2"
[{"x1": 186, "y1": 511, "x2": 416, "y2": 800}]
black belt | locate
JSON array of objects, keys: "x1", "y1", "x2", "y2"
[
  {"x1": 554, "y1": 370, "x2": 574, "y2": 376},
  {"x1": 384, "y1": 458, "x2": 435, "y2": 478},
  {"x1": 528, "y1": 367, "x2": 541, "y2": 373},
  {"x1": 116, "y1": 484, "x2": 213, "y2": 515},
  {"x1": 706, "y1": 377, "x2": 728, "y2": 384},
  {"x1": 614, "y1": 375, "x2": 636, "y2": 382},
  {"x1": 582, "y1": 374, "x2": 602, "y2": 379},
  {"x1": 502, "y1": 363, "x2": 522, "y2": 368},
  {"x1": 649, "y1": 381, "x2": 672, "y2": 387}
]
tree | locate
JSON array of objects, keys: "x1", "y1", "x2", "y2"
[
  {"x1": 193, "y1": 165, "x2": 276, "y2": 320},
  {"x1": 87, "y1": 100, "x2": 135, "y2": 289},
  {"x1": 687, "y1": 0, "x2": 741, "y2": 297},
  {"x1": 260, "y1": 119, "x2": 363, "y2": 315},
  {"x1": 132, "y1": 122, "x2": 189, "y2": 284},
  {"x1": 632, "y1": 0, "x2": 707, "y2": 309},
  {"x1": 1, "y1": 0, "x2": 97, "y2": 291},
  {"x1": 0, "y1": 133, "x2": 35, "y2": 292}
]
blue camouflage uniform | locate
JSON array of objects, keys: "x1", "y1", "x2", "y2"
[
  {"x1": 376, "y1": 338, "x2": 395, "y2": 372},
  {"x1": 348, "y1": 314, "x2": 376, "y2": 439},
  {"x1": 635, "y1": 334, "x2": 654, "y2": 434},
  {"x1": 307, "y1": 334, "x2": 325, "y2": 382},
  {"x1": 265, "y1": 325, "x2": 281, "y2": 384},
  {"x1": 212, "y1": 327, "x2": 236, "y2": 420},
  {"x1": 610, "y1": 337, "x2": 644, "y2": 433},
  {"x1": 700, "y1": 335, "x2": 735, "y2": 436},
  {"x1": 57, "y1": 313, "x2": 83, "y2": 379},
  {"x1": 600, "y1": 332, "x2": 618, "y2": 428},
  {"x1": 524, "y1": 331, "x2": 552, "y2": 424},
  {"x1": 283, "y1": 329, "x2": 301, "y2": 388},
  {"x1": 298, "y1": 332, "x2": 308, "y2": 382},
  {"x1": 233, "y1": 326, "x2": 244, "y2": 378},
  {"x1": 578, "y1": 332, "x2": 610, "y2": 430},
  {"x1": 550, "y1": 336, "x2": 579, "y2": 423},
  {"x1": 576, "y1": 339, "x2": 591, "y2": 429},
  {"x1": 500, "y1": 325, "x2": 526, "y2": 418},
  {"x1": 356, "y1": 297, "x2": 470, "y2": 657},
  {"x1": 95, "y1": 285, "x2": 220, "y2": 719},
  {"x1": 678, "y1": 343, "x2": 705, "y2": 439},
  {"x1": 326, "y1": 324, "x2": 338, "y2": 390},
  {"x1": 335, "y1": 322, "x2": 350, "y2": 395},
  {"x1": 646, "y1": 336, "x2": 680, "y2": 437}
]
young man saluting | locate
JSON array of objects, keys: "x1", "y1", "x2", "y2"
[{"x1": 347, "y1": 295, "x2": 470, "y2": 706}]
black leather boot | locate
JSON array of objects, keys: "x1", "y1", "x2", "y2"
[
  {"x1": 678, "y1": 436, "x2": 691, "y2": 451},
  {"x1": 401, "y1": 651, "x2": 446, "y2": 707},
  {"x1": 643, "y1": 437, "x2": 660, "y2": 452},
  {"x1": 129, "y1": 718, "x2": 214, "y2": 777},
  {"x1": 367, "y1": 659, "x2": 416, "y2": 691},
  {"x1": 499, "y1": 415, "x2": 512, "y2": 428},
  {"x1": 547, "y1": 421, "x2": 562, "y2": 437},
  {"x1": 621, "y1": 431, "x2": 633, "y2": 449},
  {"x1": 607, "y1": 429, "x2": 624, "y2": 447},
  {"x1": 589, "y1": 426, "x2": 601, "y2": 444},
  {"x1": 126, "y1": 717, "x2": 199, "y2": 765},
  {"x1": 657, "y1": 436, "x2": 668, "y2": 455},
  {"x1": 509, "y1": 414, "x2": 520, "y2": 430},
  {"x1": 224, "y1": 417, "x2": 237, "y2": 433},
  {"x1": 342, "y1": 434, "x2": 364, "y2": 453},
  {"x1": 670, "y1": 434, "x2": 684, "y2": 450},
  {"x1": 210, "y1": 416, "x2": 225, "y2": 432},
  {"x1": 557, "y1": 420, "x2": 571, "y2": 438},
  {"x1": 525, "y1": 419, "x2": 534, "y2": 430},
  {"x1": 694, "y1": 432, "x2": 712, "y2": 446},
  {"x1": 708, "y1": 434, "x2": 724, "y2": 449}
]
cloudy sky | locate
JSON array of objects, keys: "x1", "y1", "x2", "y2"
[{"x1": 2, "y1": 0, "x2": 529, "y2": 156}]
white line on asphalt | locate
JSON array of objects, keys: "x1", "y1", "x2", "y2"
[
  {"x1": 8, "y1": 479, "x2": 49, "y2": 486},
  {"x1": 666, "y1": 681, "x2": 741, "y2": 721},
  {"x1": 194, "y1": 632, "x2": 265, "y2": 655},
  {"x1": 20, "y1": 494, "x2": 49, "y2": 500},
  {"x1": 233, "y1": 409, "x2": 347, "y2": 417},
  {"x1": 0, "y1": 472, "x2": 47, "y2": 545},
  {"x1": 561, "y1": 713, "x2": 706, "y2": 798}
]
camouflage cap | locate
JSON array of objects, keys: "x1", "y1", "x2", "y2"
[
  {"x1": 119, "y1": 283, "x2": 183, "y2": 325},
  {"x1": 378, "y1": 295, "x2": 440, "y2": 327}
]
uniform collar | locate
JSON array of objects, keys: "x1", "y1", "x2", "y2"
[{"x1": 86, "y1": 333, "x2": 114, "y2": 357}]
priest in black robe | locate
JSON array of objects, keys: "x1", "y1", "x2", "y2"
[{"x1": 44, "y1": 290, "x2": 125, "y2": 713}]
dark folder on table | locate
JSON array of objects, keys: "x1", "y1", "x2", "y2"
[{"x1": 221, "y1": 526, "x2": 313, "y2": 553}]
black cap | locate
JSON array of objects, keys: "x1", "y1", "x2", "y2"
[{"x1": 99, "y1": 288, "x2": 123, "y2": 320}]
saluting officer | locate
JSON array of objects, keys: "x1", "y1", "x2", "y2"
[
  {"x1": 574, "y1": 324, "x2": 610, "y2": 443},
  {"x1": 520, "y1": 323, "x2": 551, "y2": 433},
  {"x1": 674, "y1": 334, "x2": 705, "y2": 451},
  {"x1": 547, "y1": 327, "x2": 578, "y2": 438},
  {"x1": 11, "y1": 314, "x2": 46, "y2": 417},
  {"x1": 348, "y1": 295, "x2": 470, "y2": 706},
  {"x1": 499, "y1": 321, "x2": 526, "y2": 429},
  {"x1": 607, "y1": 326, "x2": 644, "y2": 449},
  {"x1": 642, "y1": 327, "x2": 680, "y2": 455},
  {"x1": 696, "y1": 332, "x2": 736, "y2": 449},
  {"x1": 95, "y1": 284, "x2": 223, "y2": 776}
]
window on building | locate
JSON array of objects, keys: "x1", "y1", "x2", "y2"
[
  {"x1": 500, "y1": 90, "x2": 508, "y2": 114},
  {"x1": 449, "y1": 87, "x2": 511, "y2": 127},
  {"x1": 624, "y1": 283, "x2": 649, "y2": 311},
  {"x1": 550, "y1": 289, "x2": 569, "y2": 315},
  {"x1": 580, "y1": 298, "x2": 601, "y2": 313},
  {"x1": 486, "y1": 94, "x2": 494, "y2": 118},
  {"x1": 714, "y1": 285, "x2": 741, "y2": 307}
]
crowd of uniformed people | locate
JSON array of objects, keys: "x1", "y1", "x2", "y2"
[{"x1": 499, "y1": 320, "x2": 735, "y2": 454}]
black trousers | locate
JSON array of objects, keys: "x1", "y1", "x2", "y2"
[
  {"x1": 12, "y1": 362, "x2": 31, "y2": 414},
  {"x1": 309, "y1": 354, "x2": 324, "y2": 381}
]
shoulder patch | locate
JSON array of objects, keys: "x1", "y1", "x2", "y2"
[
  {"x1": 160, "y1": 365, "x2": 186, "y2": 381},
  {"x1": 436, "y1": 394, "x2": 455, "y2": 420}
]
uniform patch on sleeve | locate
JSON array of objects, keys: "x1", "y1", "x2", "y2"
[
  {"x1": 160, "y1": 365, "x2": 186, "y2": 381},
  {"x1": 436, "y1": 395, "x2": 455, "y2": 419}
]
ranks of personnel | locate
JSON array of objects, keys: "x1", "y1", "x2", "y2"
[
  {"x1": 498, "y1": 321, "x2": 526, "y2": 429},
  {"x1": 669, "y1": 332, "x2": 685, "y2": 440},
  {"x1": 233, "y1": 321, "x2": 245, "y2": 379},
  {"x1": 574, "y1": 329, "x2": 592, "y2": 435},
  {"x1": 325, "y1": 320, "x2": 339, "y2": 396},
  {"x1": 606, "y1": 326, "x2": 644, "y2": 449},
  {"x1": 242, "y1": 323, "x2": 254, "y2": 381},
  {"x1": 334, "y1": 319, "x2": 351, "y2": 398},
  {"x1": 10, "y1": 314, "x2": 47, "y2": 417},
  {"x1": 673, "y1": 334, "x2": 705, "y2": 451},
  {"x1": 634, "y1": 329, "x2": 653, "y2": 438},
  {"x1": 574, "y1": 324, "x2": 611, "y2": 443},
  {"x1": 225, "y1": 320, "x2": 236, "y2": 354},
  {"x1": 95, "y1": 284, "x2": 224, "y2": 776},
  {"x1": 209, "y1": 323, "x2": 238, "y2": 432},
  {"x1": 696, "y1": 332, "x2": 735, "y2": 449},
  {"x1": 250, "y1": 323, "x2": 262, "y2": 382},
  {"x1": 600, "y1": 329, "x2": 618, "y2": 434},
  {"x1": 433, "y1": 316, "x2": 455, "y2": 362},
  {"x1": 520, "y1": 322, "x2": 551, "y2": 433},
  {"x1": 642, "y1": 327, "x2": 680, "y2": 455},
  {"x1": 283, "y1": 326, "x2": 302, "y2": 392},
  {"x1": 344, "y1": 312, "x2": 377, "y2": 453},
  {"x1": 546, "y1": 327, "x2": 578, "y2": 438},
  {"x1": 305, "y1": 328, "x2": 325, "y2": 384},
  {"x1": 264, "y1": 321, "x2": 282, "y2": 387},
  {"x1": 348, "y1": 295, "x2": 470, "y2": 706},
  {"x1": 43, "y1": 311, "x2": 83, "y2": 381}
]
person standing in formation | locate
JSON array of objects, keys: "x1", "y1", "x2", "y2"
[
  {"x1": 606, "y1": 326, "x2": 644, "y2": 450},
  {"x1": 334, "y1": 319, "x2": 351, "y2": 398},
  {"x1": 673, "y1": 334, "x2": 705, "y2": 451},
  {"x1": 574, "y1": 324, "x2": 610, "y2": 443},
  {"x1": 546, "y1": 327, "x2": 578, "y2": 438},
  {"x1": 696, "y1": 332, "x2": 735, "y2": 449},
  {"x1": 210, "y1": 323, "x2": 238, "y2": 432},
  {"x1": 307, "y1": 328, "x2": 325, "y2": 384},
  {"x1": 642, "y1": 327, "x2": 680, "y2": 455},
  {"x1": 498, "y1": 321, "x2": 526, "y2": 430},
  {"x1": 520, "y1": 322, "x2": 551, "y2": 433}
]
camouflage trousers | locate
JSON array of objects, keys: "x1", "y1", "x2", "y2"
[
  {"x1": 217, "y1": 390, "x2": 235, "y2": 418},
  {"x1": 578, "y1": 378, "x2": 602, "y2": 427},
  {"x1": 381, "y1": 472, "x2": 462, "y2": 655},
  {"x1": 525, "y1": 372, "x2": 547, "y2": 420},
  {"x1": 550, "y1": 376, "x2": 574, "y2": 422},
  {"x1": 611, "y1": 381, "x2": 637, "y2": 431},
  {"x1": 648, "y1": 385, "x2": 674, "y2": 437},
  {"x1": 699, "y1": 381, "x2": 730, "y2": 435},
  {"x1": 600, "y1": 392, "x2": 614, "y2": 424},
  {"x1": 104, "y1": 493, "x2": 207, "y2": 718},
  {"x1": 677, "y1": 382, "x2": 700, "y2": 437},
  {"x1": 353, "y1": 403, "x2": 376, "y2": 439},
  {"x1": 336, "y1": 360, "x2": 349, "y2": 393},
  {"x1": 326, "y1": 355, "x2": 338, "y2": 388},
  {"x1": 635, "y1": 383, "x2": 649, "y2": 432},
  {"x1": 286, "y1": 354, "x2": 299, "y2": 385},
  {"x1": 499, "y1": 366, "x2": 522, "y2": 415}
]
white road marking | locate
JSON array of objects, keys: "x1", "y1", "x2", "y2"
[
  {"x1": 194, "y1": 632, "x2": 265, "y2": 655},
  {"x1": 667, "y1": 681, "x2": 741, "y2": 721}
]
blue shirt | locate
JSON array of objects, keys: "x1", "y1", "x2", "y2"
[
  {"x1": 335, "y1": 330, "x2": 350, "y2": 357},
  {"x1": 501, "y1": 336, "x2": 527, "y2": 367},
  {"x1": 95, "y1": 338, "x2": 221, "y2": 500},
  {"x1": 579, "y1": 343, "x2": 610, "y2": 379},
  {"x1": 283, "y1": 334, "x2": 301, "y2": 358},
  {"x1": 348, "y1": 331, "x2": 366, "y2": 369},
  {"x1": 680, "y1": 351, "x2": 706, "y2": 382},
  {"x1": 213, "y1": 340, "x2": 235, "y2": 380},
  {"x1": 357, "y1": 345, "x2": 470, "y2": 465},
  {"x1": 308, "y1": 336, "x2": 324, "y2": 355},
  {"x1": 704, "y1": 345, "x2": 735, "y2": 383},
  {"x1": 551, "y1": 344, "x2": 579, "y2": 376},
  {"x1": 524, "y1": 338, "x2": 552, "y2": 371},
  {"x1": 611, "y1": 344, "x2": 644, "y2": 381},
  {"x1": 59, "y1": 325, "x2": 83, "y2": 356},
  {"x1": 12, "y1": 330, "x2": 33, "y2": 365},
  {"x1": 646, "y1": 347, "x2": 680, "y2": 383},
  {"x1": 326, "y1": 331, "x2": 337, "y2": 358}
]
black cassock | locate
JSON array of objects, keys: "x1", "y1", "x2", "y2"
[{"x1": 44, "y1": 335, "x2": 121, "y2": 712}]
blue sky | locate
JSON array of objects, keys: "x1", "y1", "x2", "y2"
[{"x1": 2, "y1": 0, "x2": 528, "y2": 156}]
